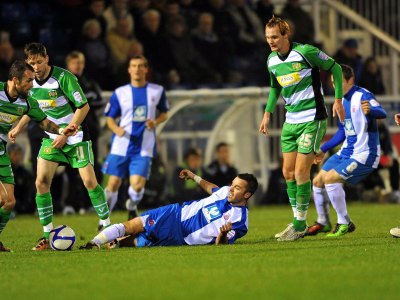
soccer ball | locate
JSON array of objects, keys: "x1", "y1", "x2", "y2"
[{"x1": 49, "y1": 225, "x2": 76, "y2": 251}]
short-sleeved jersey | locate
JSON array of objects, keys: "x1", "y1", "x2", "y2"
[
  {"x1": 180, "y1": 186, "x2": 248, "y2": 245},
  {"x1": 0, "y1": 82, "x2": 47, "y2": 165},
  {"x1": 104, "y1": 83, "x2": 169, "y2": 157},
  {"x1": 29, "y1": 66, "x2": 88, "y2": 145},
  {"x1": 267, "y1": 43, "x2": 336, "y2": 124},
  {"x1": 324, "y1": 86, "x2": 385, "y2": 167}
]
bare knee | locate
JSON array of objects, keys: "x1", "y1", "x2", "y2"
[
  {"x1": 123, "y1": 217, "x2": 144, "y2": 235},
  {"x1": 2, "y1": 195, "x2": 16, "y2": 211},
  {"x1": 35, "y1": 177, "x2": 50, "y2": 194},
  {"x1": 282, "y1": 167, "x2": 295, "y2": 181},
  {"x1": 82, "y1": 177, "x2": 98, "y2": 190},
  {"x1": 324, "y1": 171, "x2": 340, "y2": 184}
]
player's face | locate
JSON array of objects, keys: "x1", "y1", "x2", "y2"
[
  {"x1": 265, "y1": 25, "x2": 288, "y2": 54},
  {"x1": 26, "y1": 54, "x2": 49, "y2": 81},
  {"x1": 228, "y1": 177, "x2": 250, "y2": 205},
  {"x1": 14, "y1": 70, "x2": 34, "y2": 99},
  {"x1": 128, "y1": 58, "x2": 148, "y2": 83}
]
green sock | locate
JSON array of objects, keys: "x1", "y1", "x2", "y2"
[
  {"x1": 36, "y1": 192, "x2": 53, "y2": 239},
  {"x1": 88, "y1": 185, "x2": 110, "y2": 220},
  {"x1": 286, "y1": 180, "x2": 297, "y2": 220},
  {"x1": 0, "y1": 207, "x2": 11, "y2": 235},
  {"x1": 294, "y1": 181, "x2": 311, "y2": 231}
]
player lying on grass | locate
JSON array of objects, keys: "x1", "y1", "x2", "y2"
[{"x1": 80, "y1": 169, "x2": 258, "y2": 249}]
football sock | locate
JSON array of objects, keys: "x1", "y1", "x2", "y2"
[
  {"x1": 286, "y1": 180, "x2": 297, "y2": 219},
  {"x1": 325, "y1": 183, "x2": 350, "y2": 224},
  {"x1": 128, "y1": 186, "x2": 144, "y2": 207},
  {"x1": 294, "y1": 181, "x2": 311, "y2": 231},
  {"x1": 313, "y1": 186, "x2": 329, "y2": 225},
  {"x1": 0, "y1": 207, "x2": 11, "y2": 235},
  {"x1": 105, "y1": 188, "x2": 118, "y2": 212},
  {"x1": 36, "y1": 192, "x2": 53, "y2": 239},
  {"x1": 92, "y1": 223, "x2": 125, "y2": 245},
  {"x1": 88, "y1": 185, "x2": 110, "y2": 221}
]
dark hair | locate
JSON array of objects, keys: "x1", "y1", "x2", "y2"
[
  {"x1": 184, "y1": 147, "x2": 201, "y2": 160},
  {"x1": 129, "y1": 55, "x2": 148, "y2": 67},
  {"x1": 341, "y1": 64, "x2": 355, "y2": 81},
  {"x1": 265, "y1": 15, "x2": 291, "y2": 36},
  {"x1": 24, "y1": 42, "x2": 47, "y2": 59},
  {"x1": 238, "y1": 173, "x2": 258, "y2": 196},
  {"x1": 215, "y1": 142, "x2": 228, "y2": 151},
  {"x1": 8, "y1": 60, "x2": 34, "y2": 81}
]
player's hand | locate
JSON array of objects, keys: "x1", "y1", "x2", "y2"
[
  {"x1": 145, "y1": 119, "x2": 157, "y2": 130},
  {"x1": 179, "y1": 169, "x2": 194, "y2": 180},
  {"x1": 313, "y1": 151, "x2": 325, "y2": 164},
  {"x1": 62, "y1": 123, "x2": 78, "y2": 136},
  {"x1": 361, "y1": 100, "x2": 370, "y2": 115},
  {"x1": 114, "y1": 126, "x2": 125, "y2": 137},
  {"x1": 219, "y1": 222, "x2": 232, "y2": 235},
  {"x1": 51, "y1": 135, "x2": 68, "y2": 149},
  {"x1": 395, "y1": 114, "x2": 400, "y2": 126},
  {"x1": 8, "y1": 127, "x2": 21, "y2": 144},
  {"x1": 259, "y1": 112, "x2": 270, "y2": 136},
  {"x1": 333, "y1": 99, "x2": 345, "y2": 122}
]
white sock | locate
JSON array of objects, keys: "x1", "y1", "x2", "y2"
[
  {"x1": 128, "y1": 186, "x2": 144, "y2": 207},
  {"x1": 105, "y1": 188, "x2": 119, "y2": 212},
  {"x1": 100, "y1": 217, "x2": 111, "y2": 227},
  {"x1": 325, "y1": 183, "x2": 350, "y2": 224},
  {"x1": 313, "y1": 186, "x2": 329, "y2": 225},
  {"x1": 92, "y1": 223, "x2": 125, "y2": 245},
  {"x1": 43, "y1": 223, "x2": 53, "y2": 237}
]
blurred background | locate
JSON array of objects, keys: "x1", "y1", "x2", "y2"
[{"x1": 1, "y1": 0, "x2": 399, "y2": 214}]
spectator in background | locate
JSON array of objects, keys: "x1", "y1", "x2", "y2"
[
  {"x1": 8, "y1": 143, "x2": 35, "y2": 214},
  {"x1": 165, "y1": 16, "x2": 220, "y2": 88},
  {"x1": 205, "y1": 142, "x2": 238, "y2": 187},
  {"x1": 137, "y1": 9, "x2": 179, "y2": 87},
  {"x1": 281, "y1": 0, "x2": 315, "y2": 45},
  {"x1": 0, "y1": 41, "x2": 15, "y2": 81},
  {"x1": 173, "y1": 148, "x2": 209, "y2": 202},
  {"x1": 359, "y1": 56, "x2": 386, "y2": 95},
  {"x1": 129, "y1": 0, "x2": 151, "y2": 37},
  {"x1": 255, "y1": 0, "x2": 274, "y2": 25},
  {"x1": 107, "y1": 15, "x2": 136, "y2": 76},
  {"x1": 78, "y1": 18, "x2": 113, "y2": 90},
  {"x1": 103, "y1": 0, "x2": 135, "y2": 33},
  {"x1": 81, "y1": 0, "x2": 107, "y2": 39},
  {"x1": 333, "y1": 38, "x2": 363, "y2": 83},
  {"x1": 179, "y1": 0, "x2": 200, "y2": 30}
]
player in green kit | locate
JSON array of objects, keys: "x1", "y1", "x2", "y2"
[
  {"x1": 259, "y1": 16, "x2": 345, "y2": 241},
  {"x1": 12, "y1": 43, "x2": 111, "y2": 250},
  {"x1": 0, "y1": 60, "x2": 77, "y2": 252}
]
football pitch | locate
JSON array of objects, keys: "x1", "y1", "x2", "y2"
[{"x1": 1, "y1": 203, "x2": 399, "y2": 300}]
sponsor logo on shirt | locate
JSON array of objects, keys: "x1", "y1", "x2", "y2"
[
  {"x1": 37, "y1": 99, "x2": 57, "y2": 109},
  {"x1": 369, "y1": 99, "x2": 379, "y2": 107},
  {"x1": 277, "y1": 73, "x2": 301, "y2": 87},
  {"x1": 344, "y1": 119, "x2": 356, "y2": 136},
  {"x1": 73, "y1": 91, "x2": 83, "y2": 103},
  {"x1": 0, "y1": 112, "x2": 19, "y2": 124},
  {"x1": 132, "y1": 105, "x2": 147, "y2": 122},
  {"x1": 317, "y1": 51, "x2": 329, "y2": 61},
  {"x1": 202, "y1": 204, "x2": 222, "y2": 223}
]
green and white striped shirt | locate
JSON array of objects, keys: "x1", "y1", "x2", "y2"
[{"x1": 30, "y1": 66, "x2": 88, "y2": 145}]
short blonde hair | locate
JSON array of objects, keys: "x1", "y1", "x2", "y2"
[{"x1": 265, "y1": 15, "x2": 291, "y2": 36}]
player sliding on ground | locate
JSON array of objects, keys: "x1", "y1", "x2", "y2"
[{"x1": 80, "y1": 169, "x2": 258, "y2": 249}]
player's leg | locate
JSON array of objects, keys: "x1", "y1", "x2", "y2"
[
  {"x1": 33, "y1": 157, "x2": 59, "y2": 250},
  {"x1": 78, "y1": 163, "x2": 110, "y2": 228},
  {"x1": 80, "y1": 217, "x2": 144, "y2": 249},
  {"x1": 0, "y1": 181, "x2": 15, "y2": 252},
  {"x1": 105, "y1": 175, "x2": 122, "y2": 212}
]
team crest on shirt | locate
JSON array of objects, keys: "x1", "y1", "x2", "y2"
[
  {"x1": 147, "y1": 219, "x2": 155, "y2": 226},
  {"x1": 132, "y1": 105, "x2": 147, "y2": 122},
  {"x1": 202, "y1": 204, "x2": 222, "y2": 223},
  {"x1": 292, "y1": 62, "x2": 301, "y2": 71},
  {"x1": 223, "y1": 213, "x2": 230, "y2": 221},
  {"x1": 17, "y1": 107, "x2": 24, "y2": 115},
  {"x1": 43, "y1": 146, "x2": 52, "y2": 154},
  {"x1": 48, "y1": 90, "x2": 57, "y2": 98},
  {"x1": 344, "y1": 119, "x2": 356, "y2": 136}
]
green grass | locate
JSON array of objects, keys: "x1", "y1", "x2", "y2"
[{"x1": 1, "y1": 203, "x2": 399, "y2": 300}]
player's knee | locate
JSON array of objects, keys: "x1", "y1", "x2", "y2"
[
  {"x1": 282, "y1": 168, "x2": 295, "y2": 180},
  {"x1": 2, "y1": 194, "x2": 15, "y2": 211},
  {"x1": 312, "y1": 177, "x2": 324, "y2": 188},
  {"x1": 324, "y1": 171, "x2": 339, "y2": 184},
  {"x1": 35, "y1": 177, "x2": 50, "y2": 191},
  {"x1": 82, "y1": 178, "x2": 98, "y2": 190}
]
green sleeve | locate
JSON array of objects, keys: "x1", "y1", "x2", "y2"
[
  {"x1": 330, "y1": 62, "x2": 343, "y2": 99},
  {"x1": 27, "y1": 97, "x2": 47, "y2": 122},
  {"x1": 301, "y1": 44, "x2": 336, "y2": 71},
  {"x1": 265, "y1": 86, "x2": 282, "y2": 113},
  {"x1": 60, "y1": 72, "x2": 88, "y2": 108}
]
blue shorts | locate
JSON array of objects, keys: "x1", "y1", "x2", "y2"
[
  {"x1": 136, "y1": 203, "x2": 185, "y2": 247},
  {"x1": 322, "y1": 154, "x2": 375, "y2": 184},
  {"x1": 102, "y1": 154, "x2": 152, "y2": 178}
]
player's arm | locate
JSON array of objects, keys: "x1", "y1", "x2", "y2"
[
  {"x1": 179, "y1": 169, "x2": 218, "y2": 195},
  {"x1": 361, "y1": 98, "x2": 387, "y2": 119},
  {"x1": 8, "y1": 115, "x2": 31, "y2": 143},
  {"x1": 315, "y1": 122, "x2": 345, "y2": 163},
  {"x1": 106, "y1": 117, "x2": 125, "y2": 137},
  {"x1": 215, "y1": 222, "x2": 232, "y2": 245},
  {"x1": 39, "y1": 118, "x2": 77, "y2": 136},
  {"x1": 330, "y1": 63, "x2": 345, "y2": 122},
  {"x1": 145, "y1": 112, "x2": 168, "y2": 130},
  {"x1": 259, "y1": 73, "x2": 282, "y2": 136}
]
